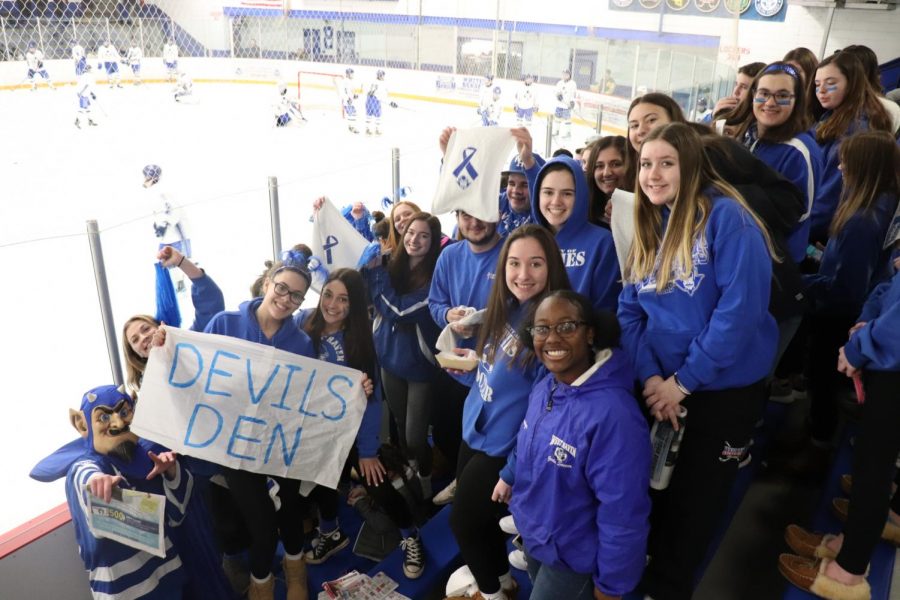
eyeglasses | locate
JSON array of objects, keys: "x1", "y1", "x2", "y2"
[
  {"x1": 754, "y1": 91, "x2": 795, "y2": 105},
  {"x1": 272, "y1": 281, "x2": 306, "y2": 305},
  {"x1": 526, "y1": 321, "x2": 587, "y2": 339}
]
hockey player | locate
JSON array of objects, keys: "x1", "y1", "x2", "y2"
[
  {"x1": 24, "y1": 42, "x2": 53, "y2": 91},
  {"x1": 477, "y1": 74, "x2": 494, "y2": 120},
  {"x1": 74, "y1": 63, "x2": 98, "y2": 128},
  {"x1": 163, "y1": 38, "x2": 178, "y2": 83},
  {"x1": 340, "y1": 67, "x2": 360, "y2": 133},
  {"x1": 514, "y1": 73, "x2": 538, "y2": 127},
  {"x1": 365, "y1": 69, "x2": 397, "y2": 135},
  {"x1": 99, "y1": 40, "x2": 123, "y2": 88},
  {"x1": 553, "y1": 68, "x2": 577, "y2": 139},
  {"x1": 126, "y1": 41, "x2": 143, "y2": 85},
  {"x1": 72, "y1": 39, "x2": 86, "y2": 77},
  {"x1": 173, "y1": 71, "x2": 193, "y2": 102},
  {"x1": 144, "y1": 164, "x2": 192, "y2": 291},
  {"x1": 273, "y1": 80, "x2": 305, "y2": 126},
  {"x1": 478, "y1": 85, "x2": 503, "y2": 127}
]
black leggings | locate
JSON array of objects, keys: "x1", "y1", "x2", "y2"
[
  {"x1": 220, "y1": 468, "x2": 307, "y2": 579},
  {"x1": 807, "y1": 314, "x2": 856, "y2": 443},
  {"x1": 836, "y1": 370, "x2": 900, "y2": 574},
  {"x1": 642, "y1": 380, "x2": 765, "y2": 600},
  {"x1": 449, "y1": 442, "x2": 509, "y2": 595}
]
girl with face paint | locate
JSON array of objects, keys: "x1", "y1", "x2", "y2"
[{"x1": 495, "y1": 291, "x2": 651, "y2": 600}]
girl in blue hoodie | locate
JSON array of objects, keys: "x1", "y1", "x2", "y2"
[
  {"x1": 618, "y1": 123, "x2": 778, "y2": 600},
  {"x1": 363, "y1": 212, "x2": 443, "y2": 502},
  {"x1": 445, "y1": 225, "x2": 570, "y2": 600},
  {"x1": 203, "y1": 255, "x2": 315, "y2": 600},
  {"x1": 801, "y1": 131, "x2": 899, "y2": 459},
  {"x1": 528, "y1": 154, "x2": 622, "y2": 312},
  {"x1": 496, "y1": 291, "x2": 651, "y2": 600}
]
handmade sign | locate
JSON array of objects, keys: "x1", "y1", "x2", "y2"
[{"x1": 131, "y1": 328, "x2": 366, "y2": 489}]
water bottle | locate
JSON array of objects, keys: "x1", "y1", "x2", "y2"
[{"x1": 649, "y1": 406, "x2": 688, "y2": 491}]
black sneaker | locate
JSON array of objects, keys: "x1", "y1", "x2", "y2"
[
  {"x1": 305, "y1": 528, "x2": 349, "y2": 564},
  {"x1": 401, "y1": 535, "x2": 424, "y2": 579}
]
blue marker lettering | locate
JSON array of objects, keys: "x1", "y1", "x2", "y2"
[
  {"x1": 322, "y1": 375, "x2": 350, "y2": 421},
  {"x1": 168, "y1": 343, "x2": 203, "y2": 388},
  {"x1": 264, "y1": 423, "x2": 303, "y2": 466},
  {"x1": 271, "y1": 364, "x2": 303, "y2": 411},
  {"x1": 248, "y1": 359, "x2": 280, "y2": 405},
  {"x1": 183, "y1": 403, "x2": 223, "y2": 448},
  {"x1": 205, "y1": 350, "x2": 239, "y2": 398},
  {"x1": 297, "y1": 368, "x2": 318, "y2": 417},
  {"x1": 226, "y1": 415, "x2": 265, "y2": 461}
]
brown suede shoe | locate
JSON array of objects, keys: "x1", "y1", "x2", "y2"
[
  {"x1": 784, "y1": 525, "x2": 839, "y2": 559},
  {"x1": 778, "y1": 554, "x2": 871, "y2": 600}
]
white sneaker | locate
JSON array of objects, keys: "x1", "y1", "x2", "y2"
[
  {"x1": 433, "y1": 479, "x2": 457, "y2": 505},
  {"x1": 498, "y1": 515, "x2": 518, "y2": 535},
  {"x1": 508, "y1": 549, "x2": 527, "y2": 571}
]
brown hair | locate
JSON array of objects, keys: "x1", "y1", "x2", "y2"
[
  {"x1": 385, "y1": 200, "x2": 422, "y2": 254},
  {"x1": 625, "y1": 93, "x2": 687, "y2": 190},
  {"x1": 726, "y1": 62, "x2": 810, "y2": 143},
  {"x1": 387, "y1": 212, "x2": 443, "y2": 293},
  {"x1": 122, "y1": 314, "x2": 159, "y2": 394},
  {"x1": 840, "y1": 45, "x2": 882, "y2": 92},
  {"x1": 810, "y1": 52, "x2": 892, "y2": 144},
  {"x1": 830, "y1": 131, "x2": 900, "y2": 237},
  {"x1": 585, "y1": 135, "x2": 628, "y2": 222},
  {"x1": 783, "y1": 47, "x2": 819, "y2": 85},
  {"x1": 476, "y1": 225, "x2": 571, "y2": 365}
]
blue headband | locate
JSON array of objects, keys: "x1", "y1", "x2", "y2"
[
  {"x1": 762, "y1": 63, "x2": 800, "y2": 80},
  {"x1": 277, "y1": 249, "x2": 313, "y2": 285}
]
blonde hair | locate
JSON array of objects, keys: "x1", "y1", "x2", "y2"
[
  {"x1": 627, "y1": 123, "x2": 776, "y2": 291},
  {"x1": 122, "y1": 314, "x2": 159, "y2": 395}
]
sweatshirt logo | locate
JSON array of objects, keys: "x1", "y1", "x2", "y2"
[
  {"x1": 560, "y1": 249, "x2": 586, "y2": 268},
  {"x1": 637, "y1": 236, "x2": 709, "y2": 297},
  {"x1": 548, "y1": 434, "x2": 577, "y2": 468}
]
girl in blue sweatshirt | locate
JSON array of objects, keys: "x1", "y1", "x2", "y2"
[
  {"x1": 296, "y1": 267, "x2": 423, "y2": 576},
  {"x1": 203, "y1": 255, "x2": 315, "y2": 600},
  {"x1": 528, "y1": 155, "x2": 622, "y2": 312},
  {"x1": 801, "y1": 131, "x2": 899, "y2": 455},
  {"x1": 445, "y1": 225, "x2": 570, "y2": 600},
  {"x1": 363, "y1": 212, "x2": 443, "y2": 502},
  {"x1": 808, "y1": 51, "x2": 894, "y2": 243},
  {"x1": 496, "y1": 291, "x2": 651, "y2": 600},
  {"x1": 618, "y1": 123, "x2": 778, "y2": 600}
]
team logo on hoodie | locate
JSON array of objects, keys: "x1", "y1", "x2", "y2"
[
  {"x1": 548, "y1": 434, "x2": 576, "y2": 469},
  {"x1": 560, "y1": 248, "x2": 586, "y2": 268},
  {"x1": 636, "y1": 236, "x2": 709, "y2": 297}
]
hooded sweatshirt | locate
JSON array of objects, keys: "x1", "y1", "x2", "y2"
[
  {"x1": 295, "y1": 309, "x2": 381, "y2": 458},
  {"x1": 529, "y1": 156, "x2": 621, "y2": 312},
  {"x1": 462, "y1": 302, "x2": 544, "y2": 457},
  {"x1": 189, "y1": 272, "x2": 225, "y2": 332},
  {"x1": 845, "y1": 269, "x2": 900, "y2": 371},
  {"x1": 504, "y1": 349, "x2": 651, "y2": 597},
  {"x1": 617, "y1": 194, "x2": 778, "y2": 392},
  {"x1": 428, "y1": 237, "x2": 502, "y2": 329},
  {"x1": 204, "y1": 298, "x2": 314, "y2": 359}
]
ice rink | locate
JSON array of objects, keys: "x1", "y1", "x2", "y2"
[{"x1": 0, "y1": 74, "x2": 598, "y2": 534}]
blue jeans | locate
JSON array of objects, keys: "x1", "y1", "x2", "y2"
[{"x1": 525, "y1": 551, "x2": 595, "y2": 600}]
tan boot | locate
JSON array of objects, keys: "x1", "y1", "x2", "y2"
[
  {"x1": 283, "y1": 556, "x2": 309, "y2": 600},
  {"x1": 248, "y1": 574, "x2": 275, "y2": 600}
]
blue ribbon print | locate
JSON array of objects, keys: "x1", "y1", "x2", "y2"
[
  {"x1": 323, "y1": 235, "x2": 339, "y2": 265},
  {"x1": 453, "y1": 146, "x2": 479, "y2": 190}
]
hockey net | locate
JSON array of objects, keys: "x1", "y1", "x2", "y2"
[{"x1": 297, "y1": 70, "x2": 343, "y2": 115}]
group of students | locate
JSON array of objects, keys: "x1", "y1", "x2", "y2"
[{"x1": 55, "y1": 42, "x2": 899, "y2": 600}]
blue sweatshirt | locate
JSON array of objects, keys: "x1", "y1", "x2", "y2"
[
  {"x1": 745, "y1": 129, "x2": 823, "y2": 263},
  {"x1": 803, "y1": 191, "x2": 899, "y2": 316},
  {"x1": 462, "y1": 303, "x2": 544, "y2": 457},
  {"x1": 811, "y1": 113, "x2": 873, "y2": 242},
  {"x1": 189, "y1": 272, "x2": 225, "y2": 332},
  {"x1": 428, "y1": 237, "x2": 502, "y2": 328},
  {"x1": 294, "y1": 309, "x2": 381, "y2": 458},
  {"x1": 497, "y1": 190, "x2": 534, "y2": 238},
  {"x1": 204, "y1": 298, "x2": 314, "y2": 358},
  {"x1": 845, "y1": 270, "x2": 900, "y2": 371},
  {"x1": 618, "y1": 194, "x2": 778, "y2": 391},
  {"x1": 504, "y1": 350, "x2": 651, "y2": 597},
  {"x1": 529, "y1": 156, "x2": 621, "y2": 312},
  {"x1": 363, "y1": 265, "x2": 441, "y2": 382},
  {"x1": 341, "y1": 205, "x2": 375, "y2": 242}
]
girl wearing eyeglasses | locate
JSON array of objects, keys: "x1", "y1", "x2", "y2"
[
  {"x1": 618, "y1": 123, "x2": 778, "y2": 600},
  {"x1": 808, "y1": 51, "x2": 894, "y2": 244},
  {"x1": 202, "y1": 255, "x2": 315, "y2": 600},
  {"x1": 725, "y1": 62, "x2": 824, "y2": 265},
  {"x1": 444, "y1": 225, "x2": 570, "y2": 600},
  {"x1": 493, "y1": 291, "x2": 651, "y2": 600}
]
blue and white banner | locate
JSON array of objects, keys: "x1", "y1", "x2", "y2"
[
  {"x1": 311, "y1": 197, "x2": 372, "y2": 285},
  {"x1": 431, "y1": 128, "x2": 516, "y2": 222},
  {"x1": 131, "y1": 328, "x2": 366, "y2": 489},
  {"x1": 608, "y1": 0, "x2": 787, "y2": 21}
]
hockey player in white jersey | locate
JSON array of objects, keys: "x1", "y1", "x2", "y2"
[
  {"x1": 99, "y1": 40, "x2": 123, "y2": 88},
  {"x1": 365, "y1": 69, "x2": 396, "y2": 135},
  {"x1": 478, "y1": 86, "x2": 503, "y2": 126},
  {"x1": 144, "y1": 164, "x2": 192, "y2": 291},
  {"x1": 514, "y1": 73, "x2": 538, "y2": 127},
  {"x1": 339, "y1": 67, "x2": 360, "y2": 133},
  {"x1": 72, "y1": 40, "x2": 86, "y2": 77},
  {"x1": 24, "y1": 42, "x2": 53, "y2": 90},
  {"x1": 74, "y1": 63, "x2": 98, "y2": 128},
  {"x1": 273, "y1": 81, "x2": 305, "y2": 126},
  {"x1": 163, "y1": 39, "x2": 178, "y2": 82},
  {"x1": 553, "y1": 68, "x2": 577, "y2": 139},
  {"x1": 126, "y1": 42, "x2": 143, "y2": 85},
  {"x1": 173, "y1": 72, "x2": 194, "y2": 103},
  {"x1": 477, "y1": 74, "x2": 494, "y2": 120}
]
